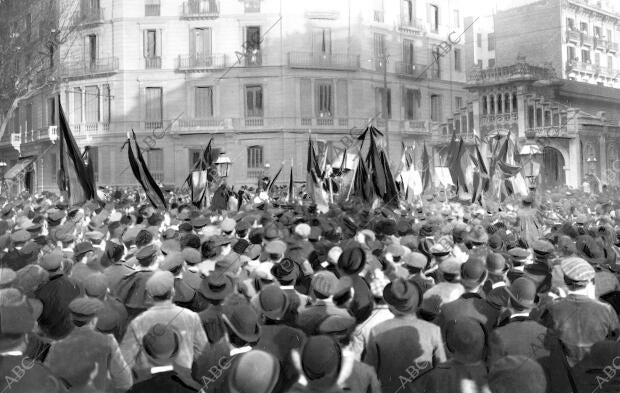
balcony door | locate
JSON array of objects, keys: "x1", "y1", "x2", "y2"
[
  {"x1": 190, "y1": 28, "x2": 212, "y2": 64},
  {"x1": 87, "y1": 34, "x2": 97, "y2": 67},
  {"x1": 403, "y1": 39, "x2": 414, "y2": 65},
  {"x1": 312, "y1": 28, "x2": 332, "y2": 55}
]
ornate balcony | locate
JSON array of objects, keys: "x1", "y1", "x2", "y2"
[
  {"x1": 566, "y1": 60, "x2": 599, "y2": 74},
  {"x1": 398, "y1": 18, "x2": 426, "y2": 34},
  {"x1": 287, "y1": 52, "x2": 360, "y2": 71},
  {"x1": 468, "y1": 62, "x2": 557, "y2": 83},
  {"x1": 59, "y1": 57, "x2": 119, "y2": 80},
  {"x1": 181, "y1": 0, "x2": 219, "y2": 19},
  {"x1": 70, "y1": 122, "x2": 111, "y2": 137},
  {"x1": 176, "y1": 54, "x2": 227, "y2": 71},
  {"x1": 394, "y1": 62, "x2": 427, "y2": 78},
  {"x1": 582, "y1": 34, "x2": 594, "y2": 47}
]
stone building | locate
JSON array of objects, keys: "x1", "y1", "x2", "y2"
[{"x1": 0, "y1": 0, "x2": 470, "y2": 192}]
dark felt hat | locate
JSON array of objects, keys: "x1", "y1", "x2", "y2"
[
  {"x1": 383, "y1": 278, "x2": 421, "y2": 313},
  {"x1": 300, "y1": 335, "x2": 342, "y2": 389},
  {"x1": 460, "y1": 257, "x2": 488, "y2": 288},
  {"x1": 508, "y1": 277, "x2": 537, "y2": 309},
  {"x1": 257, "y1": 284, "x2": 289, "y2": 321},
  {"x1": 227, "y1": 350, "x2": 280, "y2": 393},
  {"x1": 271, "y1": 258, "x2": 300, "y2": 284},
  {"x1": 199, "y1": 273, "x2": 234, "y2": 301},
  {"x1": 223, "y1": 304, "x2": 261, "y2": 343},
  {"x1": 337, "y1": 246, "x2": 366, "y2": 275}
]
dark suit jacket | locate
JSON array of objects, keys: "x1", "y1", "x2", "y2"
[
  {"x1": 436, "y1": 292, "x2": 500, "y2": 334},
  {"x1": 34, "y1": 273, "x2": 81, "y2": 339}
]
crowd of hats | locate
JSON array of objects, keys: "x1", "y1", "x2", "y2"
[{"x1": 0, "y1": 187, "x2": 619, "y2": 393}]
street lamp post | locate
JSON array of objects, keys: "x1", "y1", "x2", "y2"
[{"x1": 215, "y1": 152, "x2": 232, "y2": 178}]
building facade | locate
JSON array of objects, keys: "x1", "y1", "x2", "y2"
[
  {"x1": 464, "y1": 60, "x2": 620, "y2": 189},
  {"x1": 0, "y1": 0, "x2": 470, "y2": 192},
  {"x1": 475, "y1": 0, "x2": 620, "y2": 88}
]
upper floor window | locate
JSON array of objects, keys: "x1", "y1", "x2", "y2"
[
  {"x1": 244, "y1": 26, "x2": 261, "y2": 65},
  {"x1": 567, "y1": 18, "x2": 574, "y2": 30},
  {"x1": 454, "y1": 48, "x2": 462, "y2": 71},
  {"x1": 244, "y1": 0, "x2": 260, "y2": 13},
  {"x1": 145, "y1": 87, "x2": 163, "y2": 128},
  {"x1": 580, "y1": 22, "x2": 588, "y2": 33},
  {"x1": 453, "y1": 9, "x2": 460, "y2": 28},
  {"x1": 195, "y1": 87, "x2": 214, "y2": 118},
  {"x1": 312, "y1": 28, "x2": 332, "y2": 54},
  {"x1": 430, "y1": 94, "x2": 441, "y2": 121},
  {"x1": 429, "y1": 4, "x2": 439, "y2": 32},
  {"x1": 594, "y1": 26, "x2": 601, "y2": 38},
  {"x1": 487, "y1": 33, "x2": 495, "y2": 51},
  {"x1": 316, "y1": 80, "x2": 333, "y2": 118},
  {"x1": 402, "y1": 0, "x2": 413, "y2": 24},
  {"x1": 144, "y1": 29, "x2": 162, "y2": 68},
  {"x1": 247, "y1": 145, "x2": 263, "y2": 169},
  {"x1": 145, "y1": 0, "x2": 161, "y2": 16},
  {"x1": 245, "y1": 85, "x2": 263, "y2": 117},
  {"x1": 477, "y1": 33, "x2": 481, "y2": 48}
]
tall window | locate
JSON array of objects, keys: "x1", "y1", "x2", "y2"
[
  {"x1": 454, "y1": 48, "x2": 461, "y2": 71},
  {"x1": 476, "y1": 33, "x2": 481, "y2": 48},
  {"x1": 247, "y1": 145, "x2": 263, "y2": 169},
  {"x1": 405, "y1": 89, "x2": 420, "y2": 120},
  {"x1": 312, "y1": 28, "x2": 332, "y2": 54},
  {"x1": 403, "y1": 39, "x2": 415, "y2": 65},
  {"x1": 25, "y1": 103, "x2": 32, "y2": 132},
  {"x1": 147, "y1": 149, "x2": 164, "y2": 182},
  {"x1": 144, "y1": 29, "x2": 161, "y2": 68},
  {"x1": 85, "y1": 86, "x2": 99, "y2": 123},
  {"x1": 455, "y1": 96, "x2": 463, "y2": 109},
  {"x1": 101, "y1": 84, "x2": 110, "y2": 123},
  {"x1": 488, "y1": 58, "x2": 495, "y2": 68},
  {"x1": 567, "y1": 18, "x2": 574, "y2": 29},
  {"x1": 429, "y1": 4, "x2": 439, "y2": 32},
  {"x1": 375, "y1": 88, "x2": 391, "y2": 119},
  {"x1": 481, "y1": 96, "x2": 487, "y2": 115},
  {"x1": 594, "y1": 26, "x2": 601, "y2": 38},
  {"x1": 430, "y1": 94, "x2": 441, "y2": 121},
  {"x1": 582, "y1": 49, "x2": 590, "y2": 63},
  {"x1": 607, "y1": 29, "x2": 612, "y2": 41},
  {"x1": 189, "y1": 149, "x2": 202, "y2": 169},
  {"x1": 567, "y1": 46, "x2": 575, "y2": 61},
  {"x1": 244, "y1": 0, "x2": 260, "y2": 13},
  {"x1": 191, "y1": 28, "x2": 212, "y2": 59},
  {"x1": 453, "y1": 9, "x2": 460, "y2": 28},
  {"x1": 145, "y1": 87, "x2": 163, "y2": 128},
  {"x1": 145, "y1": 0, "x2": 161, "y2": 16},
  {"x1": 403, "y1": 0, "x2": 413, "y2": 24},
  {"x1": 374, "y1": 33, "x2": 386, "y2": 70},
  {"x1": 73, "y1": 88, "x2": 83, "y2": 123},
  {"x1": 316, "y1": 80, "x2": 333, "y2": 118},
  {"x1": 87, "y1": 34, "x2": 97, "y2": 64},
  {"x1": 195, "y1": 87, "x2": 214, "y2": 118},
  {"x1": 580, "y1": 22, "x2": 588, "y2": 33},
  {"x1": 487, "y1": 33, "x2": 495, "y2": 50},
  {"x1": 608, "y1": 55, "x2": 613, "y2": 71},
  {"x1": 88, "y1": 147, "x2": 99, "y2": 182},
  {"x1": 244, "y1": 26, "x2": 261, "y2": 65},
  {"x1": 594, "y1": 52, "x2": 600, "y2": 66},
  {"x1": 48, "y1": 97, "x2": 56, "y2": 126},
  {"x1": 245, "y1": 85, "x2": 263, "y2": 117},
  {"x1": 432, "y1": 47, "x2": 441, "y2": 78}
]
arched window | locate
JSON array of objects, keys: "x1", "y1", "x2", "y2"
[
  {"x1": 512, "y1": 93, "x2": 518, "y2": 112},
  {"x1": 504, "y1": 93, "x2": 511, "y2": 113},
  {"x1": 536, "y1": 107, "x2": 543, "y2": 127},
  {"x1": 481, "y1": 96, "x2": 487, "y2": 115},
  {"x1": 489, "y1": 95, "x2": 495, "y2": 115},
  {"x1": 497, "y1": 94, "x2": 503, "y2": 114}
]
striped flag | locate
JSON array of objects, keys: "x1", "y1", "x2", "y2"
[
  {"x1": 57, "y1": 100, "x2": 96, "y2": 204},
  {"x1": 126, "y1": 130, "x2": 167, "y2": 210}
]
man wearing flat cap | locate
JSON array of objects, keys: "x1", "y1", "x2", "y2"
[
  {"x1": 46, "y1": 297, "x2": 133, "y2": 392},
  {"x1": 121, "y1": 271, "x2": 207, "y2": 375},
  {"x1": 540, "y1": 257, "x2": 619, "y2": 365}
]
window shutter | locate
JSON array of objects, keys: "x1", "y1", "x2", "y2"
[
  {"x1": 300, "y1": 78, "x2": 312, "y2": 118},
  {"x1": 156, "y1": 29, "x2": 162, "y2": 56},
  {"x1": 190, "y1": 29, "x2": 196, "y2": 57},
  {"x1": 143, "y1": 30, "x2": 148, "y2": 58},
  {"x1": 312, "y1": 29, "x2": 322, "y2": 53},
  {"x1": 205, "y1": 28, "x2": 212, "y2": 57},
  {"x1": 325, "y1": 29, "x2": 332, "y2": 54},
  {"x1": 336, "y1": 80, "x2": 348, "y2": 117}
]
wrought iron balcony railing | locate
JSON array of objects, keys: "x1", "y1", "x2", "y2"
[
  {"x1": 181, "y1": 0, "x2": 219, "y2": 18},
  {"x1": 59, "y1": 57, "x2": 119, "y2": 79},
  {"x1": 176, "y1": 54, "x2": 227, "y2": 71},
  {"x1": 394, "y1": 61, "x2": 427, "y2": 78},
  {"x1": 287, "y1": 52, "x2": 360, "y2": 70}
]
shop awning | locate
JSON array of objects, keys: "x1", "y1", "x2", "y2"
[{"x1": 4, "y1": 157, "x2": 35, "y2": 180}]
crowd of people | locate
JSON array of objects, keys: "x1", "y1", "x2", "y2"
[{"x1": 0, "y1": 185, "x2": 619, "y2": 393}]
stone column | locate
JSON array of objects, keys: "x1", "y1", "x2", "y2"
[{"x1": 567, "y1": 137, "x2": 581, "y2": 188}]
